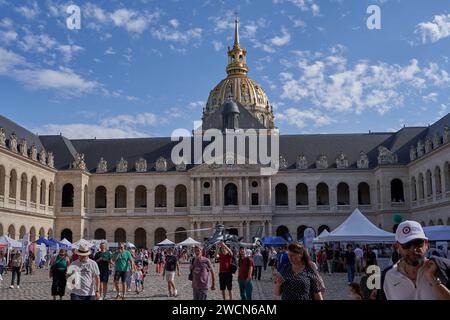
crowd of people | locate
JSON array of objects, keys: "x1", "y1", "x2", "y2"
[{"x1": 0, "y1": 219, "x2": 449, "y2": 300}]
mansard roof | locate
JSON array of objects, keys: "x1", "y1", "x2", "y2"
[{"x1": 1, "y1": 113, "x2": 449, "y2": 172}]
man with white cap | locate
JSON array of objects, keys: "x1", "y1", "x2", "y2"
[
  {"x1": 383, "y1": 220, "x2": 450, "y2": 300},
  {"x1": 67, "y1": 243, "x2": 100, "y2": 300}
]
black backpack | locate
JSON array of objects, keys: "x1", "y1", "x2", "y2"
[{"x1": 230, "y1": 255, "x2": 238, "y2": 274}]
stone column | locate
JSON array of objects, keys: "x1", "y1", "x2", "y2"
[
  {"x1": 267, "y1": 177, "x2": 272, "y2": 206},
  {"x1": 212, "y1": 178, "x2": 216, "y2": 206},
  {"x1": 127, "y1": 187, "x2": 134, "y2": 212},
  {"x1": 308, "y1": 184, "x2": 316, "y2": 209},
  {"x1": 260, "y1": 177, "x2": 265, "y2": 206},
  {"x1": 329, "y1": 184, "x2": 337, "y2": 210},
  {"x1": 238, "y1": 178, "x2": 243, "y2": 206},
  {"x1": 288, "y1": 184, "x2": 295, "y2": 211},
  {"x1": 262, "y1": 221, "x2": 266, "y2": 238},
  {"x1": 190, "y1": 178, "x2": 195, "y2": 207},
  {"x1": 148, "y1": 187, "x2": 155, "y2": 213},
  {"x1": 196, "y1": 179, "x2": 201, "y2": 207},
  {"x1": 26, "y1": 180, "x2": 31, "y2": 206},
  {"x1": 239, "y1": 221, "x2": 244, "y2": 239},
  {"x1": 349, "y1": 183, "x2": 358, "y2": 209},
  {"x1": 268, "y1": 221, "x2": 273, "y2": 237},
  {"x1": 4, "y1": 172, "x2": 10, "y2": 200},
  {"x1": 107, "y1": 187, "x2": 115, "y2": 213},
  {"x1": 218, "y1": 178, "x2": 223, "y2": 207},
  {"x1": 244, "y1": 177, "x2": 250, "y2": 206},
  {"x1": 246, "y1": 221, "x2": 251, "y2": 242},
  {"x1": 167, "y1": 186, "x2": 174, "y2": 213}
]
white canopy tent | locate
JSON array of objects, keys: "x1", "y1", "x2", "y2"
[
  {"x1": 313, "y1": 229, "x2": 330, "y2": 243},
  {"x1": 0, "y1": 236, "x2": 22, "y2": 248},
  {"x1": 60, "y1": 238, "x2": 72, "y2": 247},
  {"x1": 157, "y1": 239, "x2": 175, "y2": 247},
  {"x1": 71, "y1": 239, "x2": 94, "y2": 249},
  {"x1": 320, "y1": 208, "x2": 395, "y2": 243},
  {"x1": 177, "y1": 237, "x2": 201, "y2": 246},
  {"x1": 423, "y1": 226, "x2": 450, "y2": 241}
]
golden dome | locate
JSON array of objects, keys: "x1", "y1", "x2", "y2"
[{"x1": 203, "y1": 17, "x2": 275, "y2": 129}]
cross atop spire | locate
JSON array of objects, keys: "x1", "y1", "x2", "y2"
[{"x1": 226, "y1": 15, "x2": 248, "y2": 76}]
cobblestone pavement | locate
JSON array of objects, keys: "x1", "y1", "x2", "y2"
[{"x1": 0, "y1": 264, "x2": 359, "y2": 300}]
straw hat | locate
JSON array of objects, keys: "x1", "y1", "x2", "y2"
[{"x1": 76, "y1": 244, "x2": 91, "y2": 256}]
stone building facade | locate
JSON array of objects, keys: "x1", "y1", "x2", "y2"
[{"x1": 1, "y1": 19, "x2": 449, "y2": 248}]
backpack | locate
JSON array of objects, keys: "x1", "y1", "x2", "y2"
[{"x1": 188, "y1": 258, "x2": 195, "y2": 281}]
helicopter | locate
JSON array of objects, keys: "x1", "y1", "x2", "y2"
[{"x1": 166, "y1": 224, "x2": 264, "y2": 253}]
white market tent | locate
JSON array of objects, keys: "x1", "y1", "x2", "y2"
[
  {"x1": 320, "y1": 208, "x2": 395, "y2": 243},
  {"x1": 60, "y1": 238, "x2": 72, "y2": 247},
  {"x1": 423, "y1": 226, "x2": 450, "y2": 241},
  {"x1": 313, "y1": 229, "x2": 330, "y2": 243},
  {"x1": 157, "y1": 239, "x2": 175, "y2": 247},
  {"x1": 177, "y1": 237, "x2": 201, "y2": 246},
  {"x1": 0, "y1": 235, "x2": 22, "y2": 248},
  {"x1": 72, "y1": 239, "x2": 94, "y2": 249}
]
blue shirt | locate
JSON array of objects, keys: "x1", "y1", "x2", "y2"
[{"x1": 276, "y1": 251, "x2": 289, "y2": 272}]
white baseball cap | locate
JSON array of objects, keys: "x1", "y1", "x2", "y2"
[{"x1": 395, "y1": 220, "x2": 428, "y2": 244}]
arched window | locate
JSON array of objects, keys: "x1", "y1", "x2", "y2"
[
  {"x1": 61, "y1": 229, "x2": 73, "y2": 242},
  {"x1": 39, "y1": 227, "x2": 45, "y2": 238},
  {"x1": 438, "y1": 219, "x2": 444, "y2": 225},
  {"x1": 418, "y1": 174, "x2": 425, "y2": 199},
  {"x1": 316, "y1": 183, "x2": 329, "y2": 205},
  {"x1": 62, "y1": 183, "x2": 74, "y2": 207},
  {"x1": 20, "y1": 173, "x2": 27, "y2": 201},
  {"x1": 224, "y1": 183, "x2": 238, "y2": 206},
  {"x1": 8, "y1": 224, "x2": 15, "y2": 239},
  {"x1": 94, "y1": 228, "x2": 106, "y2": 240},
  {"x1": 135, "y1": 185, "x2": 147, "y2": 208},
  {"x1": 411, "y1": 177, "x2": 417, "y2": 201},
  {"x1": 175, "y1": 185, "x2": 187, "y2": 207},
  {"x1": 447, "y1": 217, "x2": 450, "y2": 226},
  {"x1": 435, "y1": 166, "x2": 442, "y2": 195},
  {"x1": 0, "y1": 223, "x2": 3, "y2": 236},
  {"x1": 337, "y1": 182, "x2": 350, "y2": 205},
  {"x1": 48, "y1": 182, "x2": 54, "y2": 207},
  {"x1": 135, "y1": 228, "x2": 147, "y2": 248},
  {"x1": 114, "y1": 228, "x2": 126, "y2": 243},
  {"x1": 40, "y1": 180, "x2": 46, "y2": 205},
  {"x1": 9, "y1": 169, "x2": 17, "y2": 198},
  {"x1": 0, "y1": 165, "x2": 5, "y2": 196},
  {"x1": 318, "y1": 225, "x2": 330, "y2": 235},
  {"x1": 296, "y1": 225, "x2": 308, "y2": 242},
  {"x1": 358, "y1": 182, "x2": 371, "y2": 205},
  {"x1": 390, "y1": 179, "x2": 405, "y2": 202},
  {"x1": 29, "y1": 227, "x2": 36, "y2": 241},
  {"x1": 31, "y1": 176, "x2": 37, "y2": 203},
  {"x1": 155, "y1": 185, "x2": 167, "y2": 208},
  {"x1": 426, "y1": 170, "x2": 433, "y2": 197},
  {"x1": 377, "y1": 180, "x2": 381, "y2": 204},
  {"x1": 115, "y1": 186, "x2": 127, "y2": 208},
  {"x1": 83, "y1": 185, "x2": 88, "y2": 208},
  {"x1": 275, "y1": 183, "x2": 288, "y2": 206},
  {"x1": 296, "y1": 183, "x2": 308, "y2": 205},
  {"x1": 19, "y1": 226, "x2": 26, "y2": 239},
  {"x1": 47, "y1": 228, "x2": 53, "y2": 238},
  {"x1": 95, "y1": 186, "x2": 107, "y2": 208},
  {"x1": 276, "y1": 225, "x2": 289, "y2": 241},
  {"x1": 175, "y1": 227, "x2": 187, "y2": 243},
  {"x1": 154, "y1": 227, "x2": 167, "y2": 244},
  {"x1": 429, "y1": 220, "x2": 435, "y2": 226}
]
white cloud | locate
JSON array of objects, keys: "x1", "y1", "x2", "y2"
[
  {"x1": 58, "y1": 45, "x2": 84, "y2": 62},
  {"x1": 151, "y1": 26, "x2": 202, "y2": 43},
  {"x1": 276, "y1": 108, "x2": 335, "y2": 129},
  {"x1": 273, "y1": 0, "x2": 320, "y2": 16},
  {"x1": 0, "y1": 30, "x2": 18, "y2": 44},
  {"x1": 189, "y1": 101, "x2": 205, "y2": 109},
  {"x1": 0, "y1": 47, "x2": 98, "y2": 95},
  {"x1": 84, "y1": 4, "x2": 160, "y2": 34},
  {"x1": 169, "y1": 19, "x2": 180, "y2": 29},
  {"x1": 416, "y1": 14, "x2": 450, "y2": 44},
  {"x1": 35, "y1": 123, "x2": 148, "y2": 139},
  {"x1": 422, "y1": 92, "x2": 438, "y2": 103},
  {"x1": 105, "y1": 47, "x2": 116, "y2": 55},
  {"x1": 270, "y1": 28, "x2": 291, "y2": 46},
  {"x1": 212, "y1": 40, "x2": 223, "y2": 51},
  {"x1": 15, "y1": 1, "x2": 40, "y2": 20},
  {"x1": 279, "y1": 48, "x2": 450, "y2": 115}
]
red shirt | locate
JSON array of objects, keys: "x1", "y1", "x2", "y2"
[
  {"x1": 238, "y1": 257, "x2": 254, "y2": 280},
  {"x1": 218, "y1": 253, "x2": 232, "y2": 273}
]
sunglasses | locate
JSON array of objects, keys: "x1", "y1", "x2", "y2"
[{"x1": 401, "y1": 239, "x2": 425, "y2": 250}]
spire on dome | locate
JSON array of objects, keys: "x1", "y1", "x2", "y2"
[
  {"x1": 226, "y1": 15, "x2": 248, "y2": 76},
  {"x1": 234, "y1": 15, "x2": 240, "y2": 48}
]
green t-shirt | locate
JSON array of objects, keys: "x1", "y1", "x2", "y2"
[
  {"x1": 114, "y1": 250, "x2": 133, "y2": 272},
  {"x1": 95, "y1": 251, "x2": 112, "y2": 272}
]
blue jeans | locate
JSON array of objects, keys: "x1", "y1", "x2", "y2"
[
  {"x1": 70, "y1": 294, "x2": 95, "y2": 300},
  {"x1": 347, "y1": 264, "x2": 355, "y2": 283},
  {"x1": 238, "y1": 279, "x2": 253, "y2": 300}
]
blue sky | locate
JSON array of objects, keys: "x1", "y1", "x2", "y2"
[{"x1": 0, "y1": 0, "x2": 449, "y2": 138}]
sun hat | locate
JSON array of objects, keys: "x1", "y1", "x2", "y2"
[
  {"x1": 76, "y1": 243, "x2": 91, "y2": 256},
  {"x1": 395, "y1": 220, "x2": 428, "y2": 244}
]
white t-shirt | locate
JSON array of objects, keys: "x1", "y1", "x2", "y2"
[
  {"x1": 69, "y1": 258, "x2": 100, "y2": 297},
  {"x1": 383, "y1": 261, "x2": 439, "y2": 300}
]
